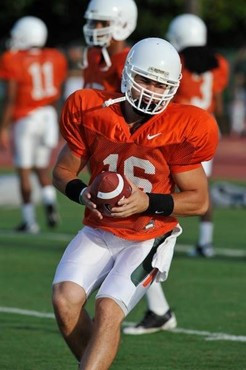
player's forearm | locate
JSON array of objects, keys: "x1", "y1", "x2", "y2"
[
  {"x1": 172, "y1": 189, "x2": 209, "y2": 216},
  {"x1": 52, "y1": 165, "x2": 79, "y2": 194},
  {"x1": 0, "y1": 102, "x2": 14, "y2": 130}
]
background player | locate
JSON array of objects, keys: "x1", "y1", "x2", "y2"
[
  {"x1": 82, "y1": 0, "x2": 137, "y2": 91},
  {"x1": 124, "y1": 14, "x2": 229, "y2": 336},
  {"x1": 0, "y1": 16, "x2": 67, "y2": 233},
  {"x1": 167, "y1": 13, "x2": 229, "y2": 257}
]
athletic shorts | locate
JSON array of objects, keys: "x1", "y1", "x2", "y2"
[
  {"x1": 52, "y1": 226, "x2": 173, "y2": 315},
  {"x1": 13, "y1": 105, "x2": 58, "y2": 168},
  {"x1": 202, "y1": 158, "x2": 213, "y2": 177}
]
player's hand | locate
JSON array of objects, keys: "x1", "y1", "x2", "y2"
[
  {"x1": 110, "y1": 178, "x2": 149, "y2": 218},
  {"x1": 81, "y1": 186, "x2": 104, "y2": 220},
  {"x1": 0, "y1": 129, "x2": 9, "y2": 151}
]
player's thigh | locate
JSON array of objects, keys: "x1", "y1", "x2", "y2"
[
  {"x1": 52, "y1": 226, "x2": 114, "y2": 298},
  {"x1": 97, "y1": 236, "x2": 156, "y2": 315},
  {"x1": 33, "y1": 106, "x2": 59, "y2": 167},
  {"x1": 34, "y1": 145, "x2": 52, "y2": 168},
  {"x1": 13, "y1": 116, "x2": 36, "y2": 168},
  {"x1": 39, "y1": 106, "x2": 59, "y2": 148}
]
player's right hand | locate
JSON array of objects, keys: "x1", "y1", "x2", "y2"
[{"x1": 81, "y1": 186, "x2": 104, "y2": 220}]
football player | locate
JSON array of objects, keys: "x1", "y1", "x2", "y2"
[
  {"x1": 83, "y1": 0, "x2": 177, "y2": 334},
  {"x1": 124, "y1": 14, "x2": 229, "y2": 336},
  {"x1": 168, "y1": 14, "x2": 229, "y2": 258},
  {"x1": 0, "y1": 16, "x2": 67, "y2": 232},
  {"x1": 81, "y1": 0, "x2": 138, "y2": 91},
  {"x1": 52, "y1": 38, "x2": 218, "y2": 369}
]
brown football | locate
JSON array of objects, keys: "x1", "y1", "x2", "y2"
[{"x1": 90, "y1": 171, "x2": 132, "y2": 216}]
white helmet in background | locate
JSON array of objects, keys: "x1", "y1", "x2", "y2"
[
  {"x1": 9, "y1": 16, "x2": 48, "y2": 50},
  {"x1": 121, "y1": 38, "x2": 182, "y2": 115},
  {"x1": 83, "y1": 0, "x2": 138, "y2": 47},
  {"x1": 166, "y1": 14, "x2": 207, "y2": 52}
]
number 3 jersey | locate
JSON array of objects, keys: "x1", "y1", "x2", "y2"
[
  {"x1": 61, "y1": 89, "x2": 219, "y2": 241},
  {"x1": 174, "y1": 54, "x2": 229, "y2": 113},
  {"x1": 0, "y1": 48, "x2": 67, "y2": 120}
]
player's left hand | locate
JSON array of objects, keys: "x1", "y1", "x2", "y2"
[
  {"x1": 110, "y1": 178, "x2": 149, "y2": 218},
  {"x1": 0, "y1": 129, "x2": 9, "y2": 151}
]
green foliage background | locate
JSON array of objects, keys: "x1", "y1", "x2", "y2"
[{"x1": 0, "y1": 0, "x2": 246, "y2": 49}]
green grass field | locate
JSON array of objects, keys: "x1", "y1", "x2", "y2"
[{"x1": 0, "y1": 171, "x2": 246, "y2": 370}]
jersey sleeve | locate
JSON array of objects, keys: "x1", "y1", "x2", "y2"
[
  {"x1": 60, "y1": 91, "x2": 89, "y2": 159},
  {"x1": 170, "y1": 111, "x2": 219, "y2": 173},
  {"x1": 213, "y1": 54, "x2": 229, "y2": 93}
]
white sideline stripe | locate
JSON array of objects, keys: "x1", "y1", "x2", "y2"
[
  {"x1": 0, "y1": 306, "x2": 245, "y2": 343},
  {"x1": 1, "y1": 229, "x2": 246, "y2": 257}
]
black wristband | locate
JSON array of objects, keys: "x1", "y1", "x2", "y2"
[
  {"x1": 65, "y1": 179, "x2": 87, "y2": 204},
  {"x1": 145, "y1": 193, "x2": 174, "y2": 216}
]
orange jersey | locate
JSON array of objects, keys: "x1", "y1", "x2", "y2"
[
  {"x1": 61, "y1": 89, "x2": 219, "y2": 241},
  {"x1": 83, "y1": 47, "x2": 130, "y2": 92},
  {"x1": 174, "y1": 54, "x2": 229, "y2": 113},
  {"x1": 0, "y1": 48, "x2": 67, "y2": 120}
]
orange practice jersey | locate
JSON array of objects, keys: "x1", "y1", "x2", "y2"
[
  {"x1": 174, "y1": 54, "x2": 229, "y2": 113},
  {"x1": 83, "y1": 47, "x2": 129, "y2": 92},
  {"x1": 60, "y1": 89, "x2": 219, "y2": 241},
  {"x1": 0, "y1": 48, "x2": 67, "y2": 120}
]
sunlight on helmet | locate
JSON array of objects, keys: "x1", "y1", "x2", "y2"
[{"x1": 121, "y1": 38, "x2": 182, "y2": 115}]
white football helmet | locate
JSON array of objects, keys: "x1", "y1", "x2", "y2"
[
  {"x1": 83, "y1": 0, "x2": 138, "y2": 47},
  {"x1": 9, "y1": 16, "x2": 48, "y2": 50},
  {"x1": 166, "y1": 14, "x2": 207, "y2": 52},
  {"x1": 121, "y1": 38, "x2": 182, "y2": 115}
]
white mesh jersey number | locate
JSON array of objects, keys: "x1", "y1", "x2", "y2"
[
  {"x1": 190, "y1": 71, "x2": 213, "y2": 110},
  {"x1": 84, "y1": 82, "x2": 104, "y2": 90},
  {"x1": 103, "y1": 154, "x2": 155, "y2": 192},
  {"x1": 28, "y1": 62, "x2": 57, "y2": 100}
]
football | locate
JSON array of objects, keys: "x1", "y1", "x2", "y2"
[{"x1": 90, "y1": 171, "x2": 132, "y2": 216}]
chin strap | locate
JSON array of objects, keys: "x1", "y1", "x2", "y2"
[
  {"x1": 102, "y1": 96, "x2": 126, "y2": 108},
  {"x1": 100, "y1": 47, "x2": 112, "y2": 70},
  {"x1": 79, "y1": 46, "x2": 112, "y2": 71},
  {"x1": 79, "y1": 46, "x2": 89, "y2": 69}
]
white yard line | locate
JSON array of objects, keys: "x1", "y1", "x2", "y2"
[
  {"x1": 0, "y1": 306, "x2": 55, "y2": 318},
  {"x1": 1, "y1": 229, "x2": 246, "y2": 257},
  {"x1": 0, "y1": 306, "x2": 245, "y2": 343}
]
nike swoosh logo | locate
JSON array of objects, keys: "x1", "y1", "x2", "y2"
[
  {"x1": 155, "y1": 210, "x2": 164, "y2": 214},
  {"x1": 147, "y1": 133, "x2": 162, "y2": 140}
]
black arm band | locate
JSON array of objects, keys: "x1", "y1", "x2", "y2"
[
  {"x1": 145, "y1": 193, "x2": 174, "y2": 216},
  {"x1": 65, "y1": 179, "x2": 87, "y2": 204}
]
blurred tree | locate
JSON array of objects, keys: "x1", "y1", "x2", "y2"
[
  {"x1": 184, "y1": 0, "x2": 201, "y2": 14},
  {"x1": 0, "y1": 0, "x2": 245, "y2": 49}
]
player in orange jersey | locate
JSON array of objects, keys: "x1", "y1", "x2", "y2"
[
  {"x1": 0, "y1": 16, "x2": 67, "y2": 233},
  {"x1": 51, "y1": 38, "x2": 218, "y2": 369},
  {"x1": 83, "y1": 0, "x2": 177, "y2": 334},
  {"x1": 124, "y1": 14, "x2": 229, "y2": 336},
  {"x1": 167, "y1": 14, "x2": 229, "y2": 257},
  {"x1": 81, "y1": 0, "x2": 137, "y2": 92}
]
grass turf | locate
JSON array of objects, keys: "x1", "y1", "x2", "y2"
[{"x1": 0, "y1": 173, "x2": 246, "y2": 369}]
